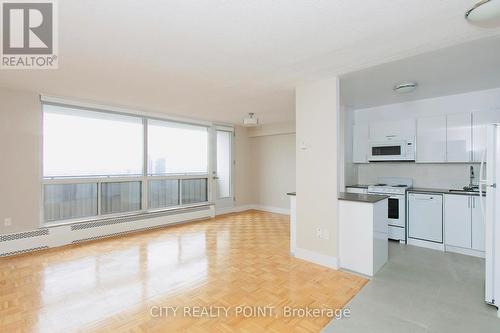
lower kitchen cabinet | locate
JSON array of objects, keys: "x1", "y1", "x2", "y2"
[
  {"x1": 471, "y1": 196, "x2": 485, "y2": 251},
  {"x1": 444, "y1": 194, "x2": 485, "y2": 252},
  {"x1": 444, "y1": 195, "x2": 471, "y2": 248}
]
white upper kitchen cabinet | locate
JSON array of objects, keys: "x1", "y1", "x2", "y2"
[
  {"x1": 472, "y1": 109, "x2": 500, "y2": 163},
  {"x1": 416, "y1": 115, "x2": 446, "y2": 163},
  {"x1": 471, "y1": 196, "x2": 485, "y2": 252},
  {"x1": 369, "y1": 119, "x2": 415, "y2": 141},
  {"x1": 353, "y1": 123, "x2": 369, "y2": 163},
  {"x1": 444, "y1": 194, "x2": 471, "y2": 249},
  {"x1": 446, "y1": 113, "x2": 472, "y2": 163}
]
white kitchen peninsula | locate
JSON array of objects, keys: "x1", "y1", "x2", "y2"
[{"x1": 339, "y1": 192, "x2": 389, "y2": 277}]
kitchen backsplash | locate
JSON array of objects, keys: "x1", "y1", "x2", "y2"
[{"x1": 357, "y1": 163, "x2": 482, "y2": 189}]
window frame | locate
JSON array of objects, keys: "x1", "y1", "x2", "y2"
[{"x1": 40, "y1": 101, "x2": 216, "y2": 226}]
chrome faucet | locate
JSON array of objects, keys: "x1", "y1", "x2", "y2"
[
  {"x1": 470, "y1": 165, "x2": 475, "y2": 187},
  {"x1": 464, "y1": 166, "x2": 479, "y2": 191}
]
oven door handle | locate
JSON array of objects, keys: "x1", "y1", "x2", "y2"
[{"x1": 368, "y1": 193, "x2": 403, "y2": 199}]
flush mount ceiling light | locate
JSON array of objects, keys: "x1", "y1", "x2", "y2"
[
  {"x1": 393, "y1": 82, "x2": 418, "y2": 94},
  {"x1": 465, "y1": 0, "x2": 500, "y2": 24},
  {"x1": 243, "y1": 112, "x2": 259, "y2": 127}
]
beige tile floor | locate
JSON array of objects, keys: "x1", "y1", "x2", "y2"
[{"x1": 324, "y1": 241, "x2": 499, "y2": 333}]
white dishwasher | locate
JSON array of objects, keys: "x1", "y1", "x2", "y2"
[{"x1": 408, "y1": 193, "x2": 443, "y2": 243}]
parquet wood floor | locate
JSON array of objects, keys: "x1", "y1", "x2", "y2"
[{"x1": 0, "y1": 210, "x2": 367, "y2": 333}]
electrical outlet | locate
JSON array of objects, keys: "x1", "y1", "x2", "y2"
[
  {"x1": 322, "y1": 229, "x2": 330, "y2": 240},
  {"x1": 316, "y1": 227, "x2": 322, "y2": 238},
  {"x1": 4, "y1": 218, "x2": 12, "y2": 227}
]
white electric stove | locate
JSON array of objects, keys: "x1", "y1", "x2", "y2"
[{"x1": 368, "y1": 177, "x2": 413, "y2": 242}]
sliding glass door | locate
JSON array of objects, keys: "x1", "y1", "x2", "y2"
[{"x1": 212, "y1": 127, "x2": 234, "y2": 211}]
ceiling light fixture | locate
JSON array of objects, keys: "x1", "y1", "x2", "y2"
[
  {"x1": 465, "y1": 0, "x2": 500, "y2": 24},
  {"x1": 393, "y1": 82, "x2": 418, "y2": 94},
  {"x1": 243, "y1": 113, "x2": 259, "y2": 127}
]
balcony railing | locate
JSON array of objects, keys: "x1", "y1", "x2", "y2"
[{"x1": 42, "y1": 175, "x2": 209, "y2": 224}]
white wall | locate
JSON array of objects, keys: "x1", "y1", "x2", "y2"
[
  {"x1": 345, "y1": 108, "x2": 358, "y2": 186},
  {"x1": 247, "y1": 122, "x2": 295, "y2": 137},
  {"x1": 352, "y1": 87, "x2": 500, "y2": 188},
  {"x1": 296, "y1": 77, "x2": 340, "y2": 262},
  {"x1": 249, "y1": 133, "x2": 295, "y2": 210},
  {"x1": 0, "y1": 88, "x2": 41, "y2": 234},
  {"x1": 234, "y1": 126, "x2": 254, "y2": 207},
  {"x1": 358, "y1": 163, "x2": 476, "y2": 189},
  {"x1": 234, "y1": 123, "x2": 296, "y2": 212},
  {"x1": 341, "y1": 105, "x2": 358, "y2": 188}
]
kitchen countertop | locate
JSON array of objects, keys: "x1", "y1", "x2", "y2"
[
  {"x1": 338, "y1": 192, "x2": 389, "y2": 203},
  {"x1": 345, "y1": 184, "x2": 370, "y2": 189},
  {"x1": 345, "y1": 184, "x2": 484, "y2": 196},
  {"x1": 292, "y1": 187, "x2": 483, "y2": 198},
  {"x1": 408, "y1": 187, "x2": 484, "y2": 196}
]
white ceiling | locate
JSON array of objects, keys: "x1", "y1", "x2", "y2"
[
  {"x1": 341, "y1": 35, "x2": 500, "y2": 109},
  {"x1": 1, "y1": 0, "x2": 500, "y2": 124}
]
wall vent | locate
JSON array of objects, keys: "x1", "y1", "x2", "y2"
[
  {"x1": 0, "y1": 229, "x2": 49, "y2": 242},
  {"x1": 71, "y1": 206, "x2": 210, "y2": 231},
  {"x1": 0, "y1": 246, "x2": 49, "y2": 257},
  {"x1": 0, "y1": 205, "x2": 212, "y2": 257},
  {"x1": 71, "y1": 224, "x2": 176, "y2": 244}
]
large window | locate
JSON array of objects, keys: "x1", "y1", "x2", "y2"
[
  {"x1": 147, "y1": 119, "x2": 208, "y2": 175},
  {"x1": 42, "y1": 103, "x2": 212, "y2": 223},
  {"x1": 43, "y1": 105, "x2": 143, "y2": 177}
]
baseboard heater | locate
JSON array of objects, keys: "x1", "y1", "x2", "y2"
[{"x1": 0, "y1": 205, "x2": 214, "y2": 257}]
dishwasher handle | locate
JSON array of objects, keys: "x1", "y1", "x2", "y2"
[{"x1": 410, "y1": 194, "x2": 437, "y2": 201}]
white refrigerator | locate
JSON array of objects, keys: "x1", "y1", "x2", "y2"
[{"x1": 481, "y1": 124, "x2": 500, "y2": 316}]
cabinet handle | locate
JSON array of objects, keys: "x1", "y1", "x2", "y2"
[
  {"x1": 468, "y1": 197, "x2": 470, "y2": 208},
  {"x1": 473, "y1": 197, "x2": 475, "y2": 209}
]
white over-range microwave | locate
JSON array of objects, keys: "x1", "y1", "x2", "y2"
[{"x1": 368, "y1": 139, "x2": 416, "y2": 161}]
